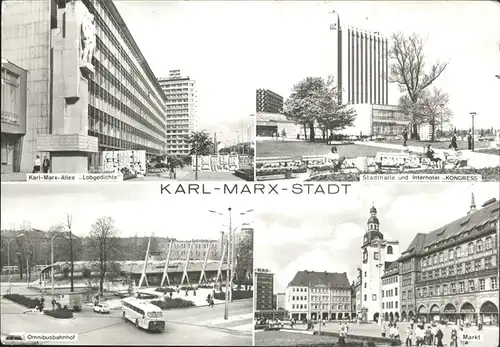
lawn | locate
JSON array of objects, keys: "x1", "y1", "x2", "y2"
[
  {"x1": 254, "y1": 331, "x2": 337, "y2": 346},
  {"x1": 256, "y1": 141, "x2": 401, "y2": 159},
  {"x1": 383, "y1": 139, "x2": 491, "y2": 150}
]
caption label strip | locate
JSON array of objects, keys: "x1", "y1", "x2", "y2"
[
  {"x1": 27, "y1": 174, "x2": 123, "y2": 182},
  {"x1": 361, "y1": 174, "x2": 482, "y2": 182}
]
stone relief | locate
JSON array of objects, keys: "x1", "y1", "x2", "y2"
[{"x1": 80, "y1": 11, "x2": 96, "y2": 64}]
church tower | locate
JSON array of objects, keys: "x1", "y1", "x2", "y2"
[
  {"x1": 468, "y1": 192, "x2": 477, "y2": 215},
  {"x1": 359, "y1": 205, "x2": 400, "y2": 322}
]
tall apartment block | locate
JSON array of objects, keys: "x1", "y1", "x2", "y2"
[
  {"x1": 329, "y1": 11, "x2": 389, "y2": 105},
  {"x1": 255, "y1": 268, "x2": 274, "y2": 311},
  {"x1": 256, "y1": 89, "x2": 284, "y2": 114},
  {"x1": 158, "y1": 70, "x2": 198, "y2": 156},
  {"x1": 1, "y1": 0, "x2": 167, "y2": 173}
]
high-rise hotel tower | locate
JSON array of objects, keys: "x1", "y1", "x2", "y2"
[{"x1": 329, "y1": 11, "x2": 389, "y2": 105}]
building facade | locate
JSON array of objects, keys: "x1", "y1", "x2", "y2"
[
  {"x1": 256, "y1": 89, "x2": 283, "y2": 114},
  {"x1": 256, "y1": 112, "x2": 301, "y2": 139},
  {"x1": 413, "y1": 195, "x2": 499, "y2": 326},
  {"x1": 360, "y1": 205, "x2": 400, "y2": 322},
  {"x1": 158, "y1": 70, "x2": 197, "y2": 156},
  {"x1": 1, "y1": 0, "x2": 167, "y2": 173},
  {"x1": 255, "y1": 268, "x2": 274, "y2": 311},
  {"x1": 381, "y1": 261, "x2": 400, "y2": 322},
  {"x1": 285, "y1": 270, "x2": 352, "y2": 321},
  {"x1": 276, "y1": 292, "x2": 286, "y2": 310},
  {"x1": 328, "y1": 11, "x2": 388, "y2": 105},
  {"x1": 1, "y1": 60, "x2": 28, "y2": 174}
]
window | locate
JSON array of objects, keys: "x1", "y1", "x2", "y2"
[
  {"x1": 408, "y1": 291, "x2": 413, "y2": 300},
  {"x1": 468, "y1": 280, "x2": 475, "y2": 291},
  {"x1": 443, "y1": 284, "x2": 448, "y2": 295},
  {"x1": 441, "y1": 268, "x2": 447, "y2": 277},
  {"x1": 429, "y1": 286, "x2": 434, "y2": 296},
  {"x1": 456, "y1": 247, "x2": 461, "y2": 258},
  {"x1": 402, "y1": 291, "x2": 407, "y2": 300},
  {"x1": 449, "y1": 266, "x2": 455, "y2": 276},
  {"x1": 439, "y1": 252, "x2": 444, "y2": 262},
  {"x1": 364, "y1": 272, "x2": 367, "y2": 277},
  {"x1": 476, "y1": 240, "x2": 483, "y2": 252},
  {"x1": 364, "y1": 294, "x2": 367, "y2": 301},
  {"x1": 387, "y1": 246, "x2": 393, "y2": 254},
  {"x1": 372, "y1": 294, "x2": 377, "y2": 301},
  {"x1": 433, "y1": 254, "x2": 437, "y2": 264},
  {"x1": 456, "y1": 264, "x2": 463, "y2": 275},
  {"x1": 479, "y1": 279, "x2": 485, "y2": 291},
  {"x1": 395, "y1": 302, "x2": 398, "y2": 309},
  {"x1": 459, "y1": 282, "x2": 465, "y2": 293},
  {"x1": 465, "y1": 262, "x2": 471, "y2": 273},
  {"x1": 382, "y1": 303, "x2": 385, "y2": 309},
  {"x1": 451, "y1": 283, "x2": 456, "y2": 294},
  {"x1": 474, "y1": 260, "x2": 481, "y2": 271},
  {"x1": 436, "y1": 285, "x2": 440, "y2": 295},
  {"x1": 364, "y1": 283, "x2": 367, "y2": 288},
  {"x1": 468, "y1": 242, "x2": 474, "y2": 255},
  {"x1": 491, "y1": 277, "x2": 498, "y2": 290},
  {"x1": 395, "y1": 288, "x2": 398, "y2": 296},
  {"x1": 485, "y1": 257, "x2": 493, "y2": 268},
  {"x1": 485, "y1": 237, "x2": 493, "y2": 250},
  {"x1": 448, "y1": 249, "x2": 454, "y2": 260},
  {"x1": 423, "y1": 288, "x2": 427, "y2": 297},
  {"x1": 374, "y1": 252, "x2": 379, "y2": 260}
]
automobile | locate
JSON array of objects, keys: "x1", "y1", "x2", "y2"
[
  {"x1": 1, "y1": 333, "x2": 40, "y2": 345},
  {"x1": 93, "y1": 303, "x2": 110, "y2": 314}
]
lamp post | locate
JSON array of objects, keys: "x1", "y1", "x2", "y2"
[
  {"x1": 7, "y1": 234, "x2": 26, "y2": 294},
  {"x1": 371, "y1": 239, "x2": 387, "y2": 326},
  {"x1": 470, "y1": 112, "x2": 476, "y2": 151},
  {"x1": 209, "y1": 208, "x2": 253, "y2": 319}
]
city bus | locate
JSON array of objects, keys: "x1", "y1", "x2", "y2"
[{"x1": 121, "y1": 297, "x2": 165, "y2": 332}]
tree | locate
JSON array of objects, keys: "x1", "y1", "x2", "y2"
[
  {"x1": 186, "y1": 131, "x2": 214, "y2": 180},
  {"x1": 88, "y1": 217, "x2": 119, "y2": 295},
  {"x1": 413, "y1": 87, "x2": 452, "y2": 141},
  {"x1": 235, "y1": 234, "x2": 253, "y2": 284},
  {"x1": 284, "y1": 76, "x2": 356, "y2": 141},
  {"x1": 389, "y1": 32, "x2": 448, "y2": 139}
]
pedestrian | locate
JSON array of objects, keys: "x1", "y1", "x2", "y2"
[
  {"x1": 431, "y1": 324, "x2": 437, "y2": 345},
  {"x1": 449, "y1": 133, "x2": 458, "y2": 151},
  {"x1": 405, "y1": 325, "x2": 413, "y2": 346},
  {"x1": 436, "y1": 325, "x2": 444, "y2": 347},
  {"x1": 42, "y1": 155, "x2": 50, "y2": 173},
  {"x1": 450, "y1": 326, "x2": 458, "y2": 347},
  {"x1": 338, "y1": 325, "x2": 346, "y2": 347},
  {"x1": 185, "y1": 290, "x2": 188, "y2": 296},
  {"x1": 33, "y1": 155, "x2": 41, "y2": 173},
  {"x1": 403, "y1": 129, "x2": 408, "y2": 147},
  {"x1": 169, "y1": 291, "x2": 173, "y2": 299},
  {"x1": 193, "y1": 288, "x2": 196, "y2": 296},
  {"x1": 415, "y1": 325, "x2": 425, "y2": 347},
  {"x1": 425, "y1": 325, "x2": 432, "y2": 345}
]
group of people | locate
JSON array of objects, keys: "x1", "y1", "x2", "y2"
[
  {"x1": 381, "y1": 322, "x2": 401, "y2": 340},
  {"x1": 32, "y1": 155, "x2": 51, "y2": 173},
  {"x1": 413, "y1": 323, "x2": 445, "y2": 347}
]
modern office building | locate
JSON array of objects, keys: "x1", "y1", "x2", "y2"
[
  {"x1": 255, "y1": 268, "x2": 274, "y2": 311},
  {"x1": 158, "y1": 70, "x2": 198, "y2": 156},
  {"x1": 328, "y1": 11, "x2": 389, "y2": 105},
  {"x1": 1, "y1": 0, "x2": 167, "y2": 173},
  {"x1": 381, "y1": 261, "x2": 400, "y2": 322},
  {"x1": 285, "y1": 270, "x2": 352, "y2": 321},
  {"x1": 360, "y1": 205, "x2": 400, "y2": 322},
  {"x1": 1, "y1": 60, "x2": 28, "y2": 174},
  {"x1": 256, "y1": 89, "x2": 283, "y2": 114},
  {"x1": 412, "y1": 195, "x2": 499, "y2": 326},
  {"x1": 276, "y1": 292, "x2": 286, "y2": 310}
]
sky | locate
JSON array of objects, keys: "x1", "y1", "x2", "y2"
[
  {"x1": 0, "y1": 184, "x2": 254, "y2": 239},
  {"x1": 114, "y1": 0, "x2": 500, "y2": 133},
  {"x1": 254, "y1": 182, "x2": 500, "y2": 294}
]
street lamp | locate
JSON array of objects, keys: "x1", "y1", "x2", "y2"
[
  {"x1": 7, "y1": 234, "x2": 26, "y2": 294},
  {"x1": 470, "y1": 112, "x2": 477, "y2": 151},
  {"x1": 371, "y1": 238, "x2": 388, "y2": 326},
  {"x1": 208, "y1": 208, "x2": 253, "y2": 320}
]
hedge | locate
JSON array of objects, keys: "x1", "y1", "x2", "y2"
[
  {"x1": 256, "y1": 168, "x2": 307, "y2": 176},
  {"x1": 294, "y1": 343, "x2": 364, "y2": 347},
  {"x1": 44, "y1": 308, "x2": 74, "y2": 319},
  {"x1": 197, "y1": 284, "x2": 215, "y2": 289},
  {"x1": 213, "y1": 290, "x2": 253, "y2": 301},
  {"x1": 150, "y1": 298, "x2": 195, "y2": 310},
  {"x1": 307, "y1": 167, "x2": 500, "y2": 182},
  {"x1": 155, "y1": 287, "x2": 175, "y2": 294},
  {"x1": 179, "y1": 286, "x2": 196, "y2": 291},
  {"x1": 3, "y1": 294, "x2": 39, "y2": 309},
  {"x1": 315, "y1": 331, "x2": 401, "y2": 346},
  {"x1": 234, "y1": 168, "x2": 254, "y2": 181}
]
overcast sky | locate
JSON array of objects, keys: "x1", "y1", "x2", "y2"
[
  {"x1": 1, "y1": 184, "x2": 254, "y2": 239},
  {"x1": 254, "y1": 183, "x2": 499, "y2": 294},
  {"x1": 114, "y1": 0, "x2": 500, "y2": 132}
]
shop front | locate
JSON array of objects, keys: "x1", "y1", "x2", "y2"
[
  {"x1": 460, "y1": 302, "x2": 477, "y2": 325},
  {"x1": 480, "y1": 301, "x2": 498, "y2": 326},
  {"x1": 443, "y1": 303, "x2": 458, "y2": 324},
  {"x1": 430, "y1": 304, "x2": 441, "y2": 322}
]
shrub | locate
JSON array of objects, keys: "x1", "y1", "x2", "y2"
[
  {"x1": 234, "y1": 168, "x2": 254, "y2": 181},
  {"x1": 44, "y1": 308, "x2": 74, "y2": 319},
  {"x1": 155, "y1": 287, "x2": 175, "y2": 294},
  {"x1": 315, "y1": 331, "x2": 402, "y2": 346},
  {"x1": 3, "y1": 294, "x2": 39, "y2": 308},
  {"x1": 150, "y1": 298, "x2": 195, "y2": 310},
  {"x1": 197, "y1": 284, "x2": 214, "y2": 289},
  {"x1": 213, "y1": 290, "x2": 253, "y2": 301},
  {"x1": 179, "y1": 286, "x2": 196, "y2": 291}
]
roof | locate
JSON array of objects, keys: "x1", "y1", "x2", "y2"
[
  {"x1": 381, "y1": 261, "x2": 399, "y2": 278},
  {"x1": 256, "y1": 112, "x2": 290, "y2": 122},
  {"x1": 288, "y1": 271, "x2": 350, "y2": 288},
  {"x1": 400, "y1": 199, "x2": 499, "y2": 258}
]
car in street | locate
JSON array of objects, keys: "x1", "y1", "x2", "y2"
[
  {"x1": 1, "y1": 333, "x2": 40, "y2": 345},
  {"x1": 93, "y1": 303, "x2": 110, "y2": 314}
]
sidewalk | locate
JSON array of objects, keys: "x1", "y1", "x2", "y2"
[
  {"x1": 138, "y1": 287, "x2": 225, "y2": 307},
  {"x1": 357, "y1": 141, "x2": 500, "y2": 168}
]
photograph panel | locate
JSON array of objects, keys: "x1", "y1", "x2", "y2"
[
  {"x1": 255, "y1": 2, "x2": 500, "y2": 182},
  {"x1": 1, "y1": 0, "x2": 255, "y2": 183},
  {"x1": 253, "y1": 183, "x2": 499, "y2": 346},
  {"x1": 0, "y1": 183, "x2": 254, "y2": 346}
]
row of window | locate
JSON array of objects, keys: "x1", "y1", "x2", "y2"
[
  {"x1": 416, "y1": 277, "x2": 497, "y2": 298},
  {"x1": 382, "y1": 275, "x2": 398, "y2": 285},
  {"x1": 86, "y1": 0, "x2": 165, "y2": 112},
  {"x1": 382, "y1": 288, "x2": 398, "y2": 298},
  {"x1": 290, "y1": 295, "x2": 350, "y2": 302},
  {"x1": 421, "y1": 256, "x2": 494, "y2": 281},
  {"x1": 382, "y1": 301, "x2": 398, "y2": 309},
  {"x1": 422, "y1": 236, "x2": 495, "y2": 268}
]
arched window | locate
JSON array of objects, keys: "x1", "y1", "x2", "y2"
[
  {"x1": 456, "y1": 246, "x2": 461, "y2": 258},
  {"x1": 485, "y1": 237, "x2": 492, "y2": 250},
  {"x1": 448, "y1": 249, "x2": 454, "y2": 260},
  {"x1": 439, "y1": 252, "x2": 444, "y2": 262},
  {"x1": 476, "y1": 239, "x2": 483, "y2": 252},
  {"x1": 387, "y1": 246, "x2": 393, "y2": 254}
]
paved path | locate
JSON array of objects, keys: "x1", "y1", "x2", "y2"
[{"x1": 1, "y1": 295, "x2": 252, "y2": 345}]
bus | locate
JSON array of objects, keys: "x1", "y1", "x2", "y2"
[{"x1": 121, "y1": 297, "x2": 165, "y2": 332}]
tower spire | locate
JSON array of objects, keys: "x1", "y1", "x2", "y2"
[{"x1": 469, "y1": 192, "x2": 477, "y2": 214}]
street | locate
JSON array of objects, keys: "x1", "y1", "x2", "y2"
[{"x1": 1, "y1": 285, "x2": 252, "y2": 346}]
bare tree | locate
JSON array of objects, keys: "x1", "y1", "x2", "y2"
[
  {"x1": 389, "y1": 32, "x2": 448, "y2": 139},
  {"x1": 89, "y1": 217, "x2": 119, "y2": 295},
  {"x1": 419, "y1": 88, "x2": 452, "y2": 140}
]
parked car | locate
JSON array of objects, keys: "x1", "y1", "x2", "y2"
[
  {"x1": 93, "y1": 303, "x2": 110, "y2": 314},
  {"x1": 1, "y1": 333, "x2": 40, "y2": 345}
]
